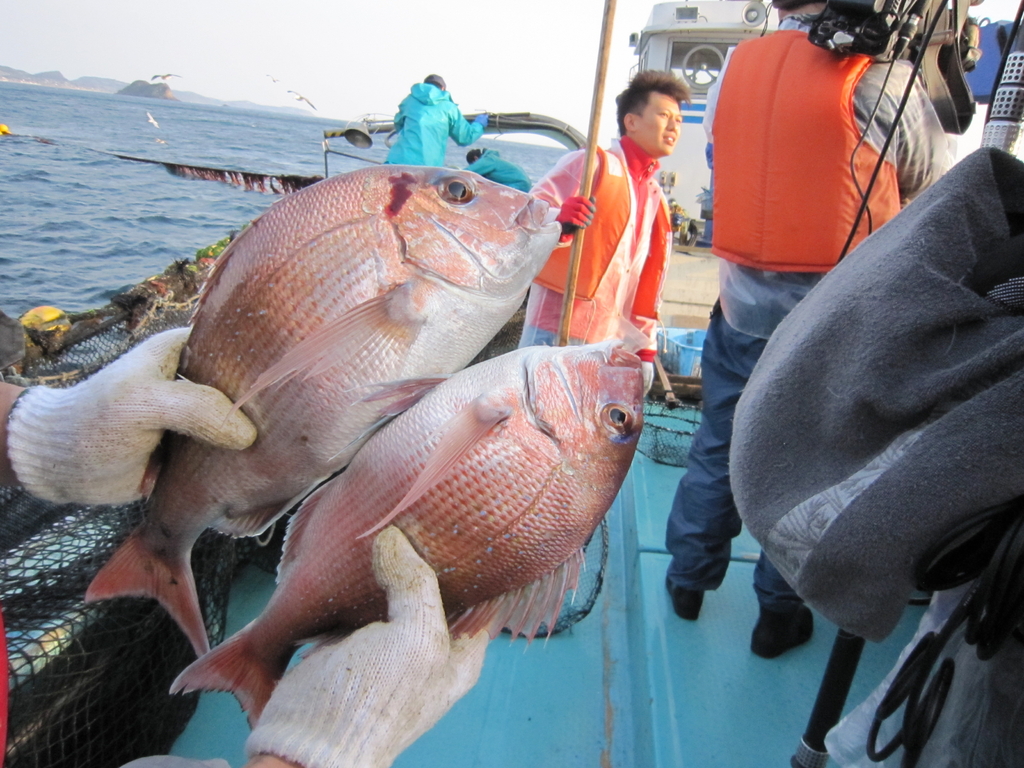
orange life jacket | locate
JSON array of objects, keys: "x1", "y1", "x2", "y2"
[
  {"x1": 533, "y1": 147, "x2": 672, "y2": 326},
  {"x1": 712, "y1": 30, "x2": 901, "y2": 272}
]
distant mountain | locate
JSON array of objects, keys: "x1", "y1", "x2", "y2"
[
  {"x1": 172, "y1": 89, "x2": 319, "y2": 117},
  {"x1": 0, "y1": 65, "x2": 309, "y2": 117},
  {"x1": 73, "y1": 76, "x2": 130, "y2": 92}
]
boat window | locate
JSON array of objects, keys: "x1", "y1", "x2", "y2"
[
  {"x1": 675, "y1": 6, "x2": 699, "y2": 20},
  {"x1": 670, "y1": 42, "x2": 726, "y2": 94}
]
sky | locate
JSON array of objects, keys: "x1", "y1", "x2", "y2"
[
  {"x1": 0, "y1": 0, "x2": 666, "y2": 144},
  {"x1": 2, "y1": 0, "x2": 1021, "y2": 146}
]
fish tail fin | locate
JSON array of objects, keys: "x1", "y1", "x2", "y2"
[
  {"x1": 170, "y1": 629, "x2": 285, "y2": 726},
  {"x1": 85, "y1": 530, "x2": 210, "y2": 656}
]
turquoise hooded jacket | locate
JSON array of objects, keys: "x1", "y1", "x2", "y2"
[
  {"x1": 465, "y1": 149, "x2": 532, "y2": 192},
  {"x1": 385, "y1": 83, "x2": 484, "y2": 167}
]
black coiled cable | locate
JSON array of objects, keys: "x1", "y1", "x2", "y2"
[{"x1": 866, "y1": 496, "x2": 1024, "y2": 766}]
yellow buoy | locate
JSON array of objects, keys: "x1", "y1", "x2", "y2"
[
  {"x1": 0, "y1": 125, "x2": 11, "y2": 136},
  {"x1": 21, "y1": 306, "x2": 71, "y2": 333}
]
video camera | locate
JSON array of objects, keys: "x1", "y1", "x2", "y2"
[
  {"x1": 808, "y1": 0, "x2": 979, "y2": 133},
  {"x1": 808, "y1": 0, "x2": 930, "y2": 58}
]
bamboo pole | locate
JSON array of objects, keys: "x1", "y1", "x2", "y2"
[{"x1": 556, "y1": 0, "x2": 618, "y2": 346}]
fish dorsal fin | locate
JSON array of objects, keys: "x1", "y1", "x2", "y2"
[
  {"x1": 279, "y1": 483, "x2": 334, "y2": 576},
  {"x1": 358, "y1": 397, "x2": 513, "y2": 539},
  {"x1": 234, "y1": 287, "x2": 422, "y2": 410},
  {"x1": 448, "y1": 550, "x2": 585, "y2": 641}
]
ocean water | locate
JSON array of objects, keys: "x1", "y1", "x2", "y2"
[{"x1": 0, "y1": 81, "x2": 569, "y2": 316}]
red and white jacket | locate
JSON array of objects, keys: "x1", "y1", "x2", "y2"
[{"x1": 524, "y1": 139, "x2": 673, "y2": 351}]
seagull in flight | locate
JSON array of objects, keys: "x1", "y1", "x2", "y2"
[
  {"x1": 151, "y1": 74, "x2": 181, "y2": 81},
  {"x1": 147, "y1": 112, "x2": 160, "y2": 128},
  {"x1": 288, "y1": 90, "x2": 317, "y2": 111},
  {"x1": 267, "y1": 74, "x2": 280, "y2": 83}
]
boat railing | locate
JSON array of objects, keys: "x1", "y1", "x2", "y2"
[{"x1": 322, "y1": 112, "x2": 586, "y2": 177}]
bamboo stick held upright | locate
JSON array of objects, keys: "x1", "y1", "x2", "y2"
[{"x1": 557, "y1": 0, "x2": 618, "y2": 346}]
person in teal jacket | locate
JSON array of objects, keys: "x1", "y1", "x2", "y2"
[
  {"x1": 465, "y1": 148, "x2": 532, "y2": 192},
  {"x1": 385, "y1": 75, "x2": 487, "y2": 167}
]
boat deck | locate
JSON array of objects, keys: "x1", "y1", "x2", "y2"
[{"x1": 170, "y1": 451, "x2": 924, "y2": 768}]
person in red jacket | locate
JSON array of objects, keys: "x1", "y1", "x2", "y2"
[
  {"x1": 663, "y1": 0, "x2": 948, "y2": 658},
  {"x1": 519, "y1": 71, "x2": 690, "y2": 392}
]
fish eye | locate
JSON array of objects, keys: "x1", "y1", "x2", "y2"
[
  {"x1": 601, "y1": 404, "x2": 633, "y2": 434},
  {"x1": 439, "y1": 177, "x2": 475, "y2": 205}
]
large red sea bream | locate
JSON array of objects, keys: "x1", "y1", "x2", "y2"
[
  {"x1": 86, "y1": 166, "x2": 560, "y2": 656},
  {"x1": 171, "y1": 341, "x2": 644, "y2": 722}
]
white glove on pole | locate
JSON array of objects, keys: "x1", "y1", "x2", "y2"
[
  {"x1": 246, "y1": 527, "x2": 489, "y2": 768},
  {"x1": 6, "y1": 327, "x2": 256, "y2": 504}
]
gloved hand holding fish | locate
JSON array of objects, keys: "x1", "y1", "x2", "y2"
[
  {"x1": 120, "y1": 527, "x2": 488, "y2": 768},
  {"x1": 245, "y1": 527, "x2": 488, "y2": 768},
  {"x1": 5, "y1": 327, "x2": 257, "y2": 505},
  {"x1": 85, "y1": 166, "x2": 561, "y2": 657},
  {"x1": 171, "y1": 340, "x2": 644, "y2": 723}
]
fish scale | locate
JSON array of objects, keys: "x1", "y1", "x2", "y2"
[
  {"x1": 85, "y1": 165, "x2": 559, "y2": 658},
  {"x1": 171, "y1": 341, "x2": 644, "y2": 723}
]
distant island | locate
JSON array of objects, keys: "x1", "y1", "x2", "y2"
[
  {"x1": 118, "y1": 80, "x2": 177, "y2": 100},
  {"x1": 0, "y1": 65, "x2": 310, "y2": 117}
]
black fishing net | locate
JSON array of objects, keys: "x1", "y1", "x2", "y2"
[
  {"x1": 1, "y1": 491, "x2": 235, "y2": 768},
  {"x1": 1, "y1": 264, "x2": 244, "y2": 768},
  {"x1": 638, "y1": 398, "x2": 703, "y2": 468}
]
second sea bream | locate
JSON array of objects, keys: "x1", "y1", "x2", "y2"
[{"x1": 171, "y1": 341, "x2": 645, "y2": 722}]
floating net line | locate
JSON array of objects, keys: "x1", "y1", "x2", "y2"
[{"x1": 0, "y1": 244, "x2": 609, "y2": 765}]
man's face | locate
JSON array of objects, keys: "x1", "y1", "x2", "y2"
[{"x1": 624, "y1": 93, "x2": 683, "y2": 159}]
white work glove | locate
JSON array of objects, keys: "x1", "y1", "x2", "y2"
[
  {"x1": 246, "y1": 527, "x2": 489, "y2": 768},
  {"x1": 642, "y1": 361, "x2": 654, "y2": 396},
  {"x1": 7, "y1": 327, "x2": 256, "y2": 505}
]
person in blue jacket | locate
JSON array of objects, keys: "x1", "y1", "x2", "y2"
[
  {"x1": 465, "y1": 148, "x2": 531, "y2": 192},
  {"x1": 385, "y1": 75, "x2": 487, "y2": 167}
]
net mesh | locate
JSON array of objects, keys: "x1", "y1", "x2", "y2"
[
  {"x1": 0, "y1": 260, "x2": 610, "y2": 764},
  {"x1": 2, "y1": 255, "x2": 241, "y2": 767},
  {"x1": 637, "y1": 399, "x2": 703, "y2": 468}
]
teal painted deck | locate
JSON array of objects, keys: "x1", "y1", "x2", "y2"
[{"x1": 170, "y1": 454, "x2": 924, "y2": 767}]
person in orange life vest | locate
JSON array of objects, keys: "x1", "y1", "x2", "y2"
[
  {"x1": 663, "y1": 0, "x2": 949, "y2": 658},
  {"x1": 518, "y1": 70, "x2": 691, "y2": 393}
]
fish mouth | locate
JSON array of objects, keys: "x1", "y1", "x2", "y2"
[
  {"x1": 516, "y1": 197, "x2": 559, "y2": 235},
  {"x1": 607, "y1": 343, "x2": 642, "y2": 370}
]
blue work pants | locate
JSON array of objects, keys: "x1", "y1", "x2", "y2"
[{"x1": 664, "y1": 307, "x2": 802, "y2": 612}]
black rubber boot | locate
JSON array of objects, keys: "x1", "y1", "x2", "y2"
[
  {"x1": 750, "y1": 604, "x2": 813, "y2": 658},
  {"x1": 665, "y1": 577, "x2": 704, "y2": 621}
]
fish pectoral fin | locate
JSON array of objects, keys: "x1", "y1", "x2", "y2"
[
  {"x1": 216, "y1": 499, "x2": 292, "y2": 538},
  {"x1": 279, "y1": 483, "x2": 334, "y2": 574},
  {"x1": 448, "y1": 549, "x2": 586, "y2": 642},
  {"x1": 234, "y1": 288, "x2": 424, "y2": 410},
  {"x1": 357, "y1": 375, "x2": 450, "y2": 416},
  {"x1": 358, "y1": 397, "x2": 513, "y2": 539}
]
